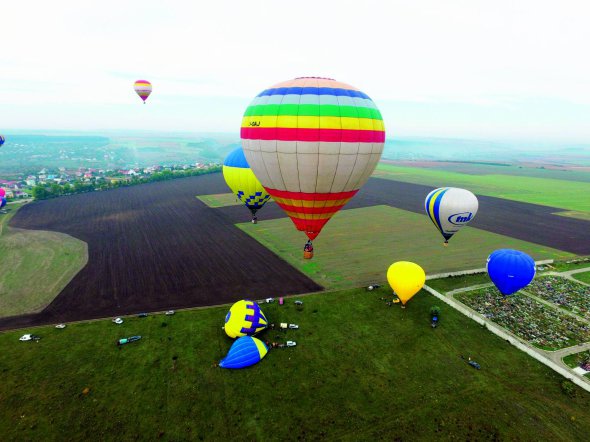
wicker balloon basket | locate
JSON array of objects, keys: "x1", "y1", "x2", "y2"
[{"x1": 303, "y1": 250, "x2": 314, "y2": 260}]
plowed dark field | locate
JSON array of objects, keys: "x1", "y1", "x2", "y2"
[
  {"x1": 1, "y1": 174, "x2": 321, "y2": 330},
  {"x1": 3, "y1": 173, "x2": 589, "y2": 331}
]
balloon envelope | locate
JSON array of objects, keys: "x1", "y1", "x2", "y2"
[
  {"x1": 219, "y1": 336, "x2": 268, "y2": 369},
  {"x1": 0, "y1": 135, "x2": 5, "y2": 147},
  {"x1": 425, "y1": 187, "x2": 478, "y2": 243},
  {"x1": 224, "y1": 300, "x2": 268, "y2": 338},
  {"x1": 387, "y1": 261, "x2": 426, "y2": 305},
  {"x1": 0, "y1": 188, "x2": 5, "y2": 198},
  {"x1": 134, "y1": 80, "x2": 152, "y2": 103},
  {"x1": 0, "y1": 197, "x2": 5, "y2": 208},
  {"x1": 487, "y1": 249, "x2": 536, "y2": 296},
  {"x1": 223, "y1": 147, "x2": 271, "y2": 216},
  {"x1": 241, "y1": 77, "x2": 385, "y2": 241}
]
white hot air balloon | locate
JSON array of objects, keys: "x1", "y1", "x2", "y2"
[{"x1": 424, "y1": 187, "x2": 478, "y2": 245}]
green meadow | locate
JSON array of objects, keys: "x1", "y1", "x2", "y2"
[
  {"x1": 1, "y1": 287, "x2": 589, "y2": 441},
  {"x1": 238, "y1": 206, "x2": 572, "y2": 290},
  {"x1": 373, "y1": 164, "x2": 590, "y2": 213},
  {"x1": 0, "y1": 204, "x2": 88, "y2": 317}
]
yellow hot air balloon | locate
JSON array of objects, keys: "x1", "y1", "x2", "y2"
[{"x1": 386, "y1": 261, "x2": 425, "y2": 305}]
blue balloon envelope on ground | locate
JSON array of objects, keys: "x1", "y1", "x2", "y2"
[
  {"x1": 486, "y1": 249, "x2": 536, "y2": 296},
  {"x1": 219, "y1": 336, "x2": 268, "y2": 369},
  {"x1": 0, "y1": 197, "x2": 6, "y2": 208}
]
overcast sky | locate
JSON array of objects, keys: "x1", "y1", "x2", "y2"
[{"x1": 1, "y1": 0, "x2": 589, "y2": 141}]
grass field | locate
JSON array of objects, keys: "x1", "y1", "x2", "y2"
[
  {"x1": 0, "y1": 203, "x2": 88, "y2": 318},
  {"x1": 196, "y1": 192, "x2": 242, "y2": 208},
  {"x1": 1, "y1": 287, "x2": 589, "y2": 441},
  {"x1": 238, "y1": 206, "x2": 573, "y2": 290},
  {"x1": 373, "y1": 163, "x2": 590, "y2": 213},
  {"x1": 555, "y1": 211, "x2": 590, "y2": 221},
  {"x1": 573, "y1": 271, "x2": 590, "y2": 284}
]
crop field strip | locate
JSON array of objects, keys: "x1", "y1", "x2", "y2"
[
  {"x1": 220, "y1": 176, "x2": 590, "y2": 254},
  {"x1": 237, "y1": 205, "x2": 572, "y2": 290},
  {"x1": 4, "y1": 172, "x2": 589, "y2": 330},
  {"x1": 2, "y1": 174, "x2": 321, "y2": 330}
]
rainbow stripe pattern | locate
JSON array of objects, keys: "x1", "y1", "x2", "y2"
[
  {"x1": 241, "y1": 77, "x2": 385, "y2": 240},
  {"x1": 134, "y1": 80, "x2": 152, "y2": 103}
]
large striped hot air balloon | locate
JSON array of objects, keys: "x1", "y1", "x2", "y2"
[
  {"x1": 134, "y1": 80, "x2": 152, "y2": 103},
  {"x1": 241, "y1": 77, "x2": 385, "y2": 258},
  {"x1": 223, "y1": 147, "x2": 271, "y2": 223}
]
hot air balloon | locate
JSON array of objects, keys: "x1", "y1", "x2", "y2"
[
  {"x1": 224, "y1": 300, "x2": 268, "y2": 339},
  {"x1": 0, "y1": 135, "x2": 5, "y2": 147},
  {"x1": 0, "y1": 188, "x2": 5, "y2": 198},
  {"x1": 425, "y1": 187, "x2": 478, "y2": 246},
  {"x1": 386, "y1": 261, "x2": 425, "y2": 306},
  {"x1": 241, "y1": 77, "x2": 385, "y2": 258},
  {"x1": 134, "y1": 80, "x2": 152, "y2": 104},
  {"x1": 0, "y1": 197, "x2": 6, "y2": 208},
  {"x1": 223, "y1": 147, "x2": 271, "y2": 223},
  {"x1": 487, "y1": 249, "x2": 536, "y2": 296},
  {"x1": 219, "y1": 336, "x2": 268, "y2": 369}
]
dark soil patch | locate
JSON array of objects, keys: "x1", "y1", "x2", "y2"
[{"x1": 1, "y1": 174, "x2": 321, "y2": 330}]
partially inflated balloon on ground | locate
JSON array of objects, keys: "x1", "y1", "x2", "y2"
[
  {"x1": 134, "y1": 80, "x2": 152, "y2": 103},
  {"x1": 487, "y1": 249, "x2": 536, "y2": 296},
  {"x1": 219, "y1": 336, "x2": 268, "y2": 369},
  {"x1": 223, "y1": 147, "x2": 271, "y2": 221},
  {"x1": 224, "y1": 300, "x2": 268, "y2": 338},
  {"x1": 0, "y1": 197, "x2": 5, "y2": 208},
  {"x1": 424, "y1": 187, "x2": 478, "y2": 245},
  {"x1": 387, "y1": 261, "x2": 426, "y2": 305},
  {"x1": 241, "y1": 77, "x2": 385, "y2": 255}
]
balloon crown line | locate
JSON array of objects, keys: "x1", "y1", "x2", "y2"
[{"x1": 294, "y1": 76, "x2": 335, "y2": 81}]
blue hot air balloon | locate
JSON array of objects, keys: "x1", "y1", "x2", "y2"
[
  {"x1": 219, "y1": 336, "x2": 268, "y2": 369},
  {"x1": 0, "y1": 135, "x2": 5, "y2": 148},
  {"x1": 486, "y1": 249, "x2": 536, "y2": 296},
  {"x1": 0, "y1": 197, "x2": 6, "y2": 208}
]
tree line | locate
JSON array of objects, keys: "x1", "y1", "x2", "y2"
[{"x1": 31, "y1": 166, "x2": 222, "y2": 200}]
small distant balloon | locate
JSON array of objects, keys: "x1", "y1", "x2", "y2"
[
  {"x1": 1, "y1": 197, "x2": 6, "y2": 208},
  {"x1": 487, "y1": 249, "x2": 536, "y2": 296},
  {"x1": 134, "y1": 80, "x2": 152, "y2": 104},
  {"x1": 0, "y1": 135, "x2": 5, "y2": 147},
  {"x1": 224, "y1": 300, "x2": 268, "y2": 339},
  {"x1": 219, "y1": 336, "x2": 268, "y2": 369},
  {"x1": 0, "y1": 188, "x2": 5, "y2": 198},
  {"x1": 425, "y1": 187, "x2": 478, "y2": 245},
  {"x1": 386, "y1": 261, "x2": 425, "y2": 305}
]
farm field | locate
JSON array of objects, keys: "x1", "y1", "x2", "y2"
[
  {"x1": 0, "y1": 203, "x2": 87, "y2": 318},
  {"x1": 555, "y1": 211, "x2": 590, "y2": 221},
  {"x1": 573, "y1": 271, "x2": 590, "y2": 284},
  {"x1": 455, "y1": 287, "x2": 590, "y2": 350},
  {"x1": 196, "y1": 192, "x2": 242, "y2": 208},
  {"x1": 237, "y1": 205, "x2": 573, "y2": 290},
  {"x1": 1, "y1": 287, "x2": 589, "y2": 441},
  {"x1": 373, "y1": 163, "x2": 590, "y2": 213},
  {"x1": 2, "y1": 174, "x2": 320, "y2": 330}
]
